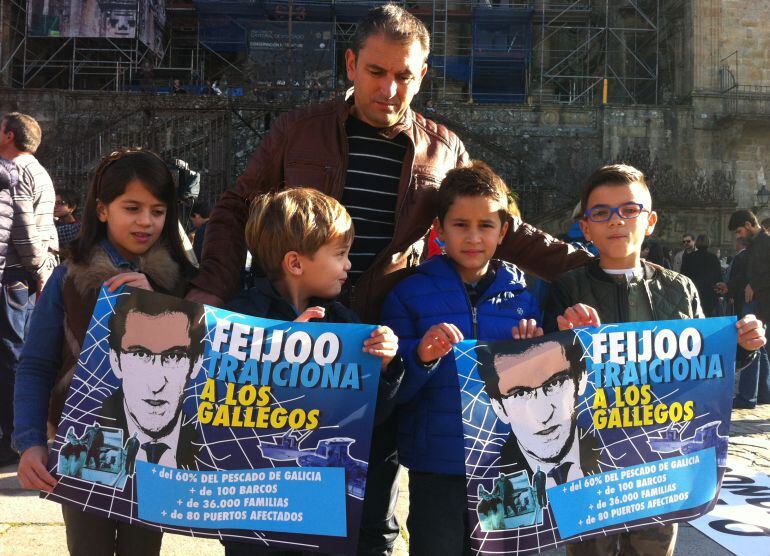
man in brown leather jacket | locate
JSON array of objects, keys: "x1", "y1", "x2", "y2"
[{"x1": 189, "y1": 5, "x2": 592, "y2": 555}]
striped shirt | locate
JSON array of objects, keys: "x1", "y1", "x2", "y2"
[
  {"x1": 6, "y1": 153, "x2": 58, "y2": 280},
  {"x1": 342, "y1": 117, "x2": 408, "y2": 281}
]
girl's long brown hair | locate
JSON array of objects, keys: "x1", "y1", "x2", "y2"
[{"x1": 71, "y1": 148, "x2": 194, "y2": 275}]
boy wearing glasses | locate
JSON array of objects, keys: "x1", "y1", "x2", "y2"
[
  {"x1": 381, "y1": 161, "x2": 542, "y2": 554},
  {"x1": 544, "y1": 164, "x2": 766, "y2": 556}
]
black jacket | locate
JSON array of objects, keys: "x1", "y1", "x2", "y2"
[
  {"x1": 727, "y1": 249, "x2": 750, "y2": 316},
  {"x1": 747, "y1": 230, "x2": 770, "y2": 322},
  {"x1": 681, "y1": 248, "x2": 723, "y2": 316},
  {"x1": 98, "y1": 389, "x2": 200, "y2": 470},
  {"x1": 500, "y1": 427, "x2": 601, "y2": 481},
  {"x1": 227, "y1": 276, "x2": 404, "y2": 425}
]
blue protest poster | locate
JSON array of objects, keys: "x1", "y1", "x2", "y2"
[
  {"x1": 46, "y1": 287, "x2": 382, "y2": 554},
  {"x1": 457, "y1": 318, "x2": 737, "y2": 555}
]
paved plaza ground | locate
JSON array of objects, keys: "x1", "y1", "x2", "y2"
[{"x1": 1, "y1": 403, "x2": 768, "y2": 555}]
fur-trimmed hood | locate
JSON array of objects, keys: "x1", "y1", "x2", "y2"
[{"x1": 65, "y1": 242, "x2": 184, "y2": 297}]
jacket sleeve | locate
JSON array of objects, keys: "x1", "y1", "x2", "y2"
[
  {"x1": 190, "y1": 114, "x2": 291, "y2": 302},
  {"x1": 12, "y1": 266, "x2": 67, "y2": 454},
  {"x1": 542, "y1": 277, "x2": 575, "y2": 334},
  {"x1": 496, "y1": 217, "x2": 593, "y2": 282},
  {"x1": 748, "y1": 236, "x2": 770, "y2": 295},
  {"x1": 682, "y1": 276, "x2": 706, "y2": 319},
  {"x1": 727, "y1": 254, "x2": 748, "y2": 301},
  {"x1": 373, "y1": 356, "x2": 404, "y2": 425},
  {"x1": 9, "y1": 166, "x2": 48, "y2": 278},
  {"x1": 380, "y1": 287, "x2": 440, "y2": 405}
]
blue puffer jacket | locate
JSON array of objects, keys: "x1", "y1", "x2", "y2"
[{"x1": 381, "y1": 255, "x2": 540, "y2": 475}]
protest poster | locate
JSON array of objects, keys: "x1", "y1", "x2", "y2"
[
  {"x1": 45, "y1": 286, "x2": 382, "y2": 554},
  {"x1": 457, "y1": 317, "x2": 737, "y2": 554}
]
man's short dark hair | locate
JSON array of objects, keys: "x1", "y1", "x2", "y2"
[
  {"x1": 695, "y1": 234, "x2": 710, "y2": 250},
  {"x1": 682, "y1": 233, "x2": 694, "y2": 241},
  {"x1": 108, "y1": 289, "x2": 206, "y2": 363},
  {"x1": 476, "y1": 334, "x2": 585, "y2": 403},
  {"x1": 2, "y1": 112, "x2": 42, "y2": 154},
  {"x1": 191, "y1": 201, "x2": 211, "y2": 218},
  {"x1": 728, "y1": 209, "x2": 758, "y2": 231},
  {"x1": 351, "y1": 3, "x2": 430, "y2": 59},
  {"x1": 436, "y1": 160, "x2": 514, "y2": 224},
  {"x1": 57, "y1": 188, "x2": 79, "y2": 210},
  {"x1": 580, "y1": 164, "x2": 648, "y2": 215}
]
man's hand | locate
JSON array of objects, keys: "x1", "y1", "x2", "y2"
[
  {"x1": 736, "y1": 315, "x2": 766, "y2": 351},
  {"x1": 714, "y1": 282, "x2": 728, "y2": 295},
  {"x1": 745, "y1": 284, "x2": 754, "y2": 303},
  {"x1": 512, "y1": 319, "x2": 543, "y2": 340},
  {"x1": 104, "y1": 272, "x2": 153, "y2": 292},
  {"x1": 363, "y1": 326, "x2": 399, "y2": 369},
  {"x1": 185, "y1": 287, "x2": 224, "y2": 308},
  {"x1": 17, "y1": 446, "x2": 57, "y2": 492},
  {"x1": 295, "y1": 306, "x2": 325, "y2": 322},
  {"x1": 557, "y1": 303, "x2": 602, "y2": 331},
  {"x1": 417, "y1": 323, "x2": 463, "y2": 364}
]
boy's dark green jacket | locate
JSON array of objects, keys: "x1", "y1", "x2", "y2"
[
  {"x1": 543, "y1": 259, "x2": 755, "y2": 368},
  {"x1": 543, "y1": 259, "x2": 703, "y2": 331}
]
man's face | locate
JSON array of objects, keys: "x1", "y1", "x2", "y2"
[
  {"x1": 733, "y1": 225, "x2": 753, "y2": 242},
  {"x1": 345, "y1": 33, "x2": 427, "y2": 128},
  {"x1": 0, "y1": 119, "x2": 12, "y2": 150},
  {"x1": 490, "y1": 342, "x2": 586, "y2": 463},
  {"x1": 682, "y1": 235, "x2": 695, "y2": 251},
  {"x1": 579, "y1": 182, "x2": 657, "y2": 269},
  {"x1": 109, "y1": 310, "x2": 200, "y2": 438},
  {"x1": 190, "y1": 213, "x2": 205, "y2": 230},
  {"x1": 54, "y1": 195, "x2": 74, "y2": 219}
]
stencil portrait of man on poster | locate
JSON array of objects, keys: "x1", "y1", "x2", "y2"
[
  {"x1": 100, "y1": 289, "x2": 205, "y2": 469},
  {"x1": 477, "y1": 335, "x2": 600, "y2": 489}
]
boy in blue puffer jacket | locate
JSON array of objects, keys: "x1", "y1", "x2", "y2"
[{"x1": 382, "y1": 161, "x2": 542, "y2": 555}]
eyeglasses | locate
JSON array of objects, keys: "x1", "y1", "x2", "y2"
[
  {"x1": 55, "y1": 200, "x2": 69, "y2": 206},
  {"x1": 119, "y1": 347, "x2": 190, "y2": 367},
  {"x1": 682, "y1": 239, "x2": 693, "y2": 244},
  {"x1": 584, "y1": 202, "x2": 647, "y2": 223},
  {"x1": 501, "y1": 370, "x2": 572, "y2": 402}
]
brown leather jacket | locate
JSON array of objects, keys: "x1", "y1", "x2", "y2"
[{"x1": 192, "y1": 95, "x2": 592, "y2": 322}]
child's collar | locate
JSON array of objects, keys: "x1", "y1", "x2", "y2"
[{"x1": 100, "y1": 240, "x2": 136, "y2": 270}]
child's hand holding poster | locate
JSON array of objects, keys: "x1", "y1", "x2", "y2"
[
  {"x1": 46, "y1": 287, "x2": 382, "y2": 555},
  {"x1": 458, "y1": 318, "x2": 737, "y2": 554}
]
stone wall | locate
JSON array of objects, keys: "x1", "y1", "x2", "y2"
[{"x1": 719, "y1": 0, "x2": 770, "y2": 87}]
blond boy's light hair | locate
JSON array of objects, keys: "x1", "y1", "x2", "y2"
[{"x1": 246, "y1": 188, "x2": 354, "y2": 279}]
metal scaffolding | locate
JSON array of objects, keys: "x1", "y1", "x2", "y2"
[
  {"x1": 1, "y1": 0, "x2": 663, "y2": 106},
  {"x1": 0, "y1": 0, "x2": 202, "y2": 91},
  {"x1": 534, "y1": 0, "x2": 661, "y2": 106}
]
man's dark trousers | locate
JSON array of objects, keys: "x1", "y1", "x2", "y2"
[
  {"x1": 0, "y1": 271, "x2": 34, "y2": 457},
  {"x1": 736, "y1": 301, "x2": 770, "y2": 406},
  {"x1": 358, "y1": 413, "x2": 401, "y2": 555}
]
